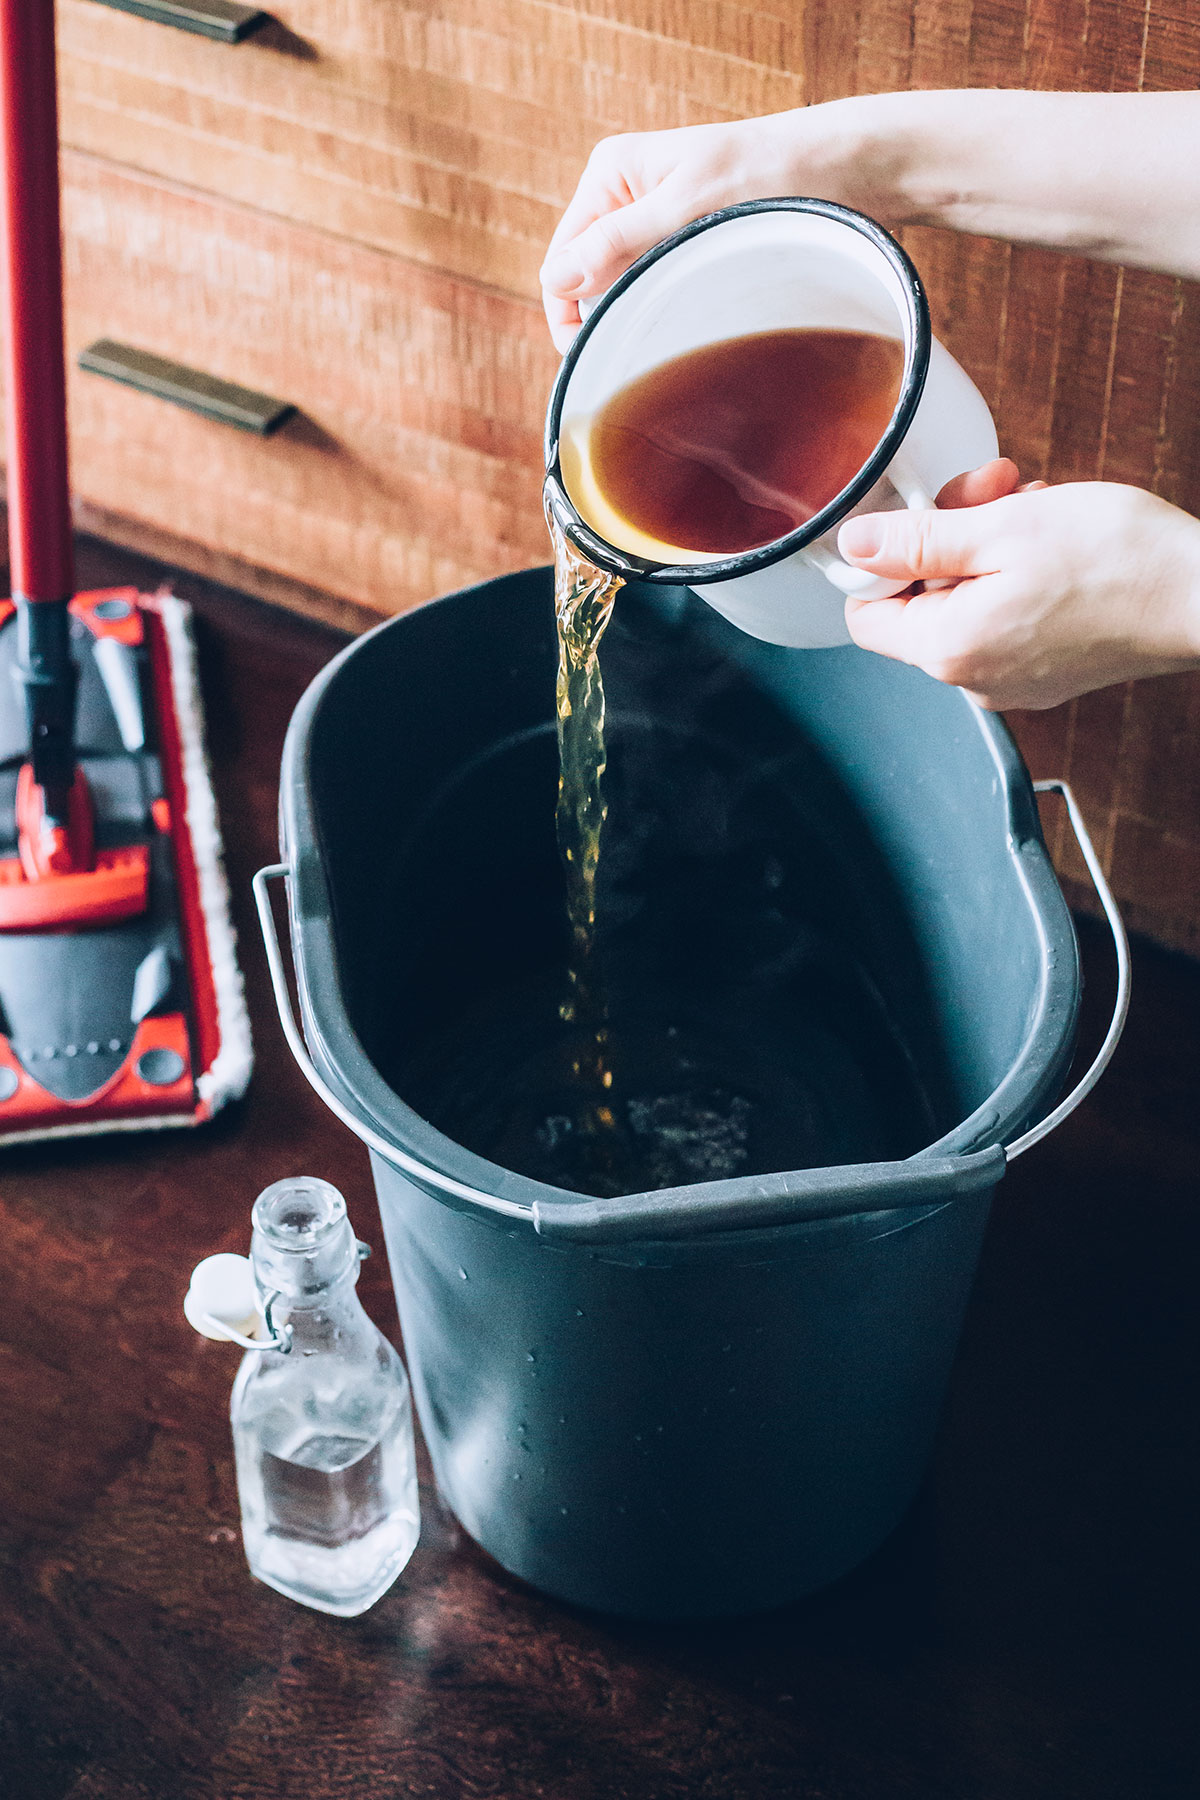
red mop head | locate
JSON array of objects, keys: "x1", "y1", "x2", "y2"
[{"x1": 0, "y1": 587, "x2": 252, "y2": 1143}]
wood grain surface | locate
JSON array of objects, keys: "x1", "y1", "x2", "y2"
[
  {"x1": 58, "y1": 153, "x2": 558, "y2": 615},
  {"x1": 35, "y1": 0, "x2": 1200, "y2": 948},
  {"x1": 0, "y1": 525, "x2": 1196, "y2": 1800},
  {"x1": 57, "y1": 0, "x2": 803, "y2": 296}
]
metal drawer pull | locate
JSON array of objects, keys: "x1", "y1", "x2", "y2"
[
  {"x1": 78, "y1": 341, "x2": 295, "y2": 436},
  {"x1": 88, "y1": 0, "x2": 269, "y2": 42}
]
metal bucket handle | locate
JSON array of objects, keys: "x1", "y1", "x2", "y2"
[{"x1": 253, "y1": 778, "x2": 1128, "y2": 1243}]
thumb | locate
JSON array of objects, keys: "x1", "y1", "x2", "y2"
[
  {"x1": 837, "y1": 501, "x2": 1005, "y2": 584},
  {"x1": 539, "y1": 189, "x2": 680, "y2": 300}
]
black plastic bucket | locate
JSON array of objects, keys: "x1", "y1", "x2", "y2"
[{"x1": 265, "y1": 569, "x2": 1103, "y2": 1618}]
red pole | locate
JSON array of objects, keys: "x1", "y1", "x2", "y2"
[{"x1": 0, "y1": 0, "x2": 74, "y2": 605}]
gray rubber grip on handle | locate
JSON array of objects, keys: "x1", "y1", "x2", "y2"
[{"x1": 531, "y1": 1144, "x2": 1007, "y2": 1243}]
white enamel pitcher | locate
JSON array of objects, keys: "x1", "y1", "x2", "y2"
[{"x1": 543, "y1": 199, "x2": 999, "y2": 649}]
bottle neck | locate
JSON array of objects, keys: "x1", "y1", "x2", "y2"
[{"x1": 248, "y1": 1178, "x2": 366, "y2": 1327}]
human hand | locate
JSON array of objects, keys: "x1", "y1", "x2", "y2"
[
  {"x1": 541, "y1": 92, "x2": 1200, "y2": 353},
  {"x1": 539, "y1": 102, "x2": 901, "y2": 353},
  {"x1": 838, "y1": 471, "x2": 1200, "y2": 710}
]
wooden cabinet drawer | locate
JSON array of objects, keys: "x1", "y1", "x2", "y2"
[
  {"x1": 60, "y1": 154, "x2": 560, "y2": 616},
  {"x1": 52, "y1": 0, "x2": 805, "y2": 614},
  {"x1": 58, "y1": 0, "x2": 804, "y2": 302}
]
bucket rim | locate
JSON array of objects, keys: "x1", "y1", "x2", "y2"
[{"x1": 277, "y1": 569, "x2": 1080, "y2": 1229}]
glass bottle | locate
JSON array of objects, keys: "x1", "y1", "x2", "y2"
[{"x1": 231, "y1": 1177, "x2": 420, "y2": 1616}]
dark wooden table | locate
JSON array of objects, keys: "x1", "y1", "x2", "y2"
[{"x1": 2, "y1": 532, "x2": 1197, "y2": 1800}]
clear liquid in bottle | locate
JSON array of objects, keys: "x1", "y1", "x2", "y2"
[
  {"x1": 235, "y1": 1404, "x2": 419, "y2": 1616},
  {"x1": 231, "y1": 1177, "x2": 420, "y2": 1617}
]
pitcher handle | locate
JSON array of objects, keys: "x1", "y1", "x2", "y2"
[
  {"x1": 1004, "y1": 779, "x2": 1131, "y2": 1159},
  {"x1": 802, "y1": 448, "x2": 937, "y2": 601}
]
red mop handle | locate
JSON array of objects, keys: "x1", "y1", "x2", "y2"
[{"x1": 0, "y1": 0, "x2": 74, "y2": 604}]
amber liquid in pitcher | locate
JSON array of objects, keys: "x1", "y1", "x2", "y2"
[{"x1": 586, "y1": 327, "x2": 905, "y2": 558}]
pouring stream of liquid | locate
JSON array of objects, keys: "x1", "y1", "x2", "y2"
[{"x1": 548, "y1": 503, "x2": 624, "y2": 1134}]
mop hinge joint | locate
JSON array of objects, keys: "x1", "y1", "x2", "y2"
[{"x1": 0, "y1": 762, "x2": 150, "y2": 930}]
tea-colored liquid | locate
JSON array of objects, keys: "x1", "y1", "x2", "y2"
[
  {"x1": 585, "y1": 328, "x2": 905, "y2": 558},
  {"x1": 548, "y1": 503, "x2": 623, "y2": 1115}
]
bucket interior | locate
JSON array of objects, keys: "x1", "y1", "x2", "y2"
[{"x1": 296, "y1": 571, "x2": 1076, "y2": 1200}]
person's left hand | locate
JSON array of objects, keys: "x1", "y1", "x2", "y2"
[{"x1": 838, "y1": 461, "x2": 1200, "y2": 709}]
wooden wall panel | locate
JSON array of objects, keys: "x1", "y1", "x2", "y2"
[
  {"x1": 32, "y1": 0, "x2": 1200, "y2": 952},
  {"x1": 57, "y1": 1, "x2": 804, "y2": 297},
  {"x1": 58, "y1": 155, "x2": 558, "y2": 615}
]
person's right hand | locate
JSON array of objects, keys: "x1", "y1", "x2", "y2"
[
  {"x1": 839, "y1": 479, "x2": 1200, "y2": 711},
  {"x1": 539, "y1": 105, "x2": 895, "y2": 353}
]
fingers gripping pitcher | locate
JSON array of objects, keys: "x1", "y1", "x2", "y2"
[{"x1": 543, "y1": 198, "x2": 1000, "y2": 648}]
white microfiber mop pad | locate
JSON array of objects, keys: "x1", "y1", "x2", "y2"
[{"x1": 156, "y1": 591, "x2": 253, "y2": 1117}]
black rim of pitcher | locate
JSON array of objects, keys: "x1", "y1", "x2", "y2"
[{"x1": 542, "y1": 197, "x2": 933, "y2": 587}]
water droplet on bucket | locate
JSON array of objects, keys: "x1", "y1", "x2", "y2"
[
  {"x1": 457, "y1": 1267, "x2": 469, "y2": 1281},
  {"x1": 527, "y1": 1351, "x2": 537, "y2": 1363},
  {"x1": 575, "y1": 1308, "x2": 585, "y2": 1318}
]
